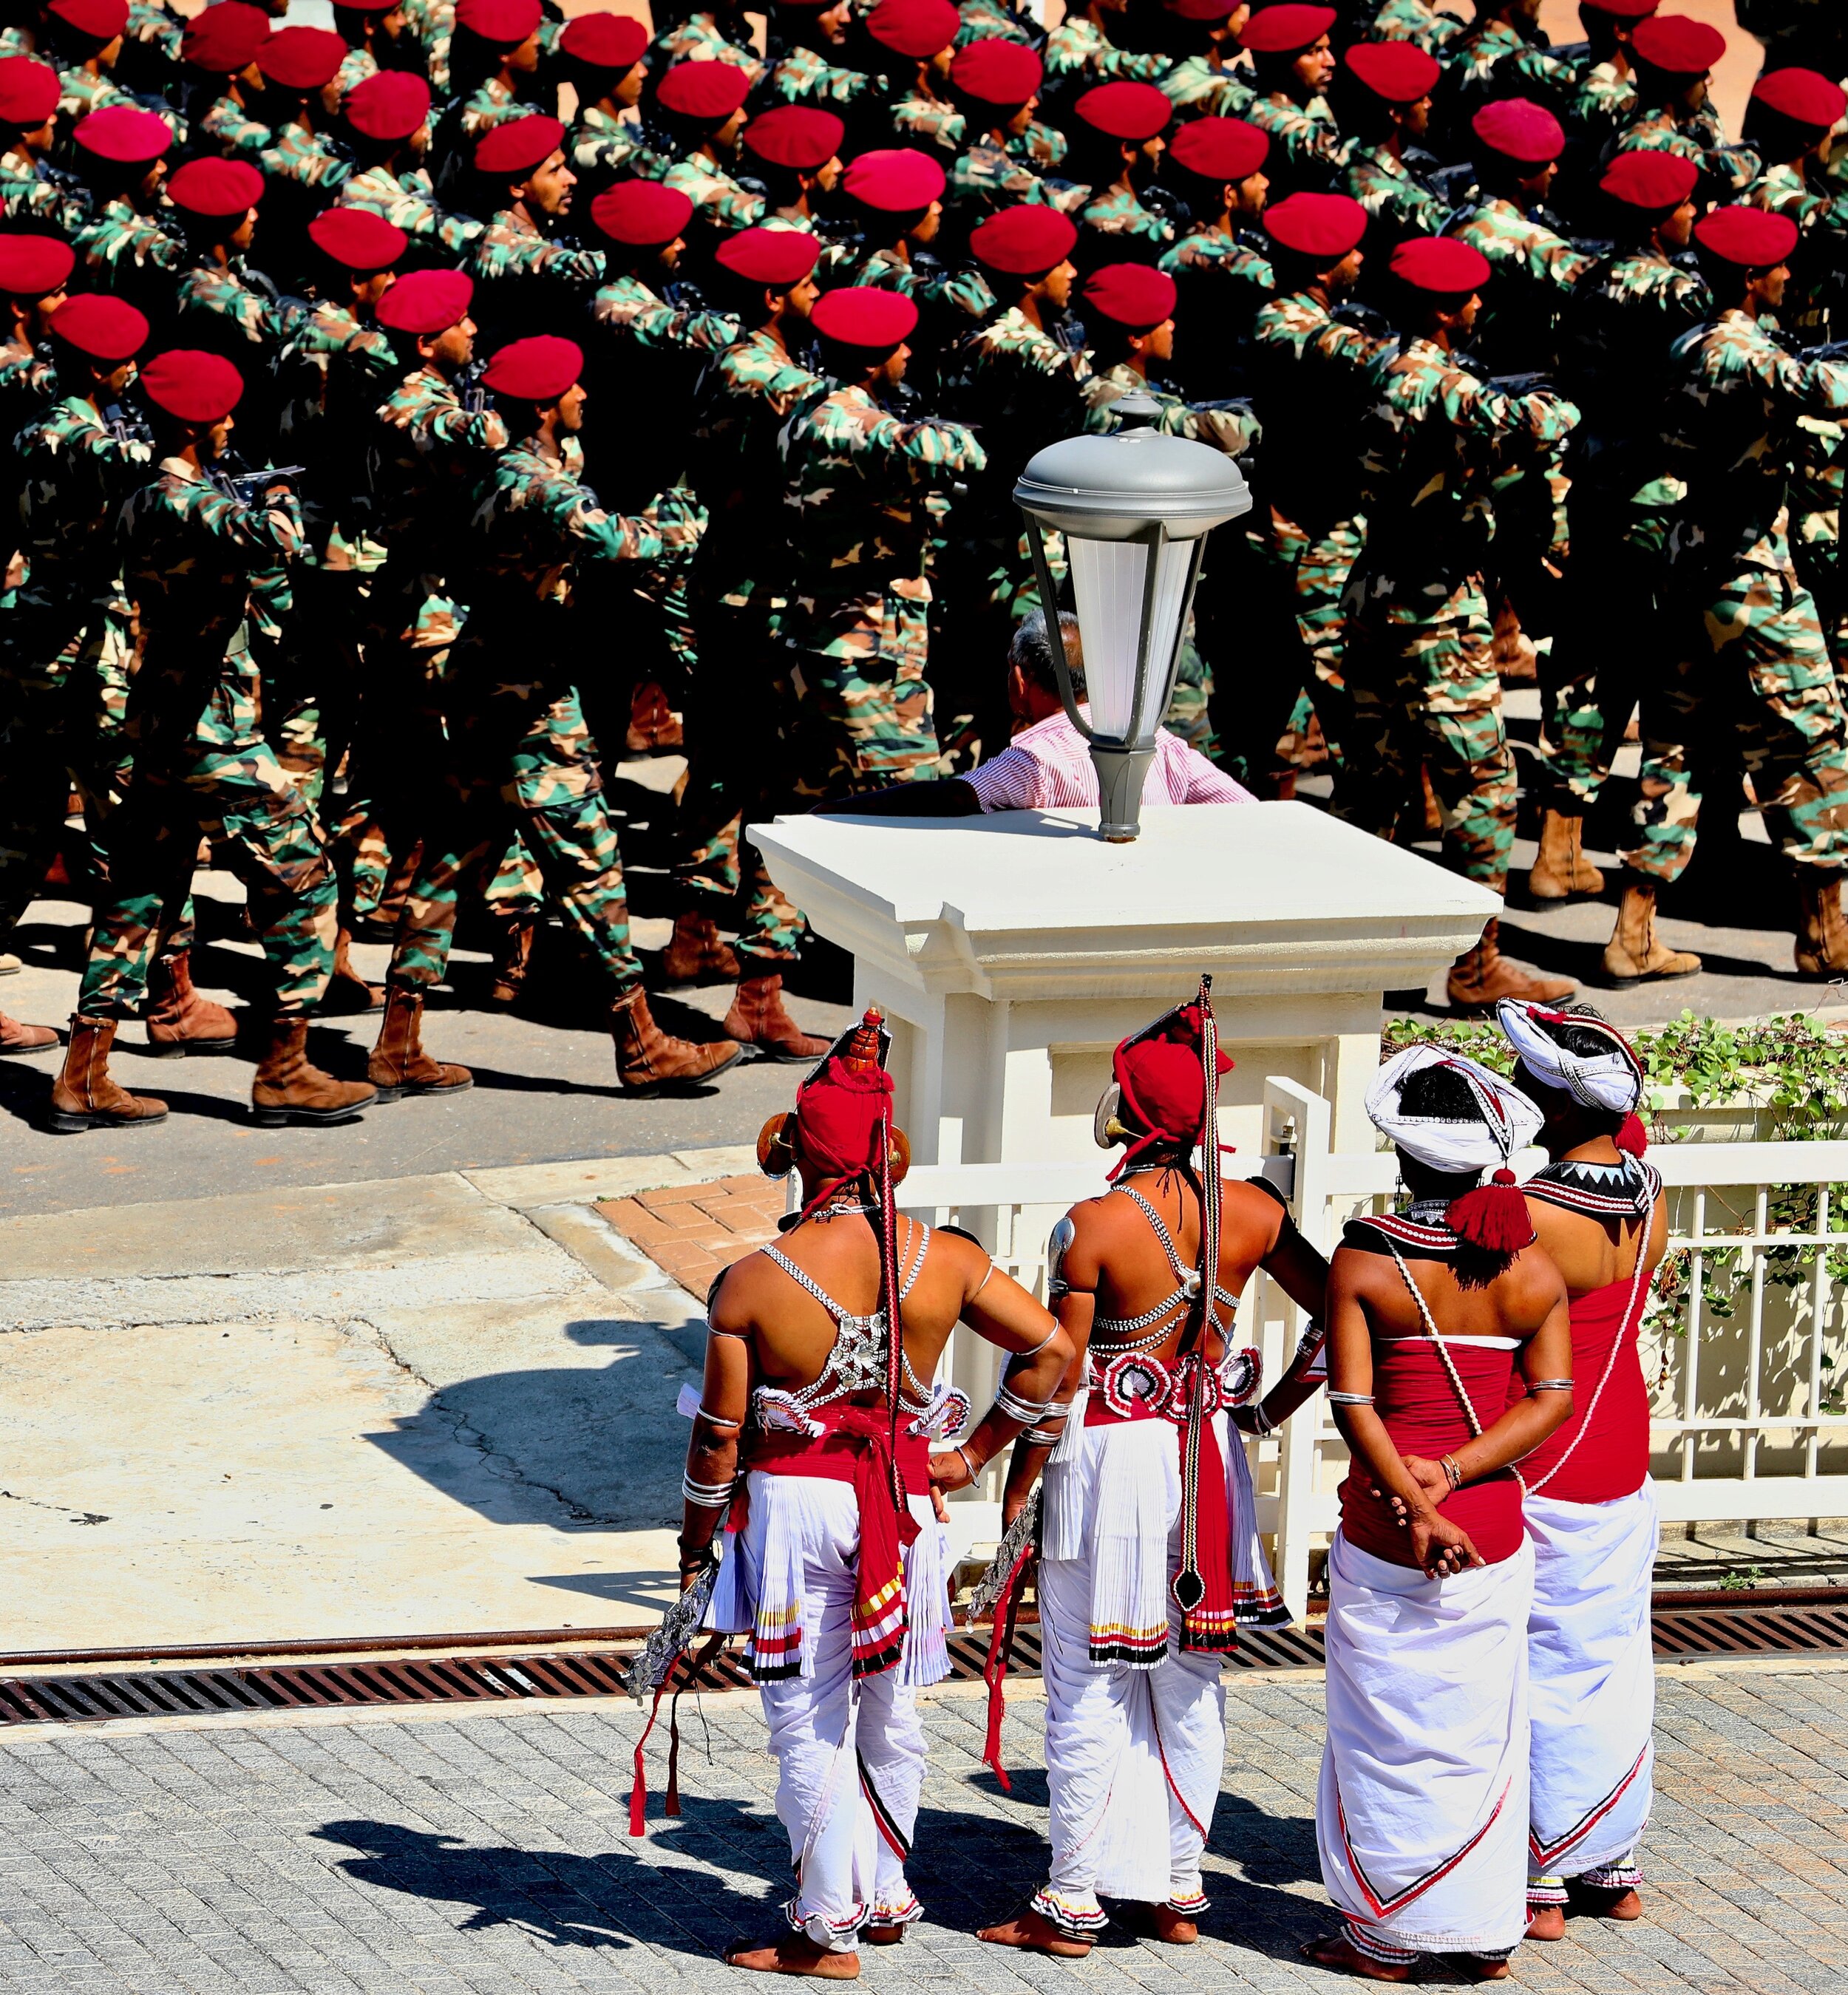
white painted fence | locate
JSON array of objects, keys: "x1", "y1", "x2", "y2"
[{"x1": 893, "y1": 1081, "x2": 1848, "y2": 1617}]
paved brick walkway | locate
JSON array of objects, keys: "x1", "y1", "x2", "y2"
[
  {"x1": 0, "y1": 1662, "x2": 1844, "y2": 1994},
  {"x1": 597, "y1": 1177, "x2": 786, "y2": 1302}
]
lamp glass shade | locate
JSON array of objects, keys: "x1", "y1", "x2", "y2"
[{"x1": 1068, "y1": 534, "x2": 1195, "y2": 741}]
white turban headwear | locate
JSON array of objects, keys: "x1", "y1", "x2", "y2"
[{"x1": 1495, "y1": 999, "x2": 1646, "y2": 1149}]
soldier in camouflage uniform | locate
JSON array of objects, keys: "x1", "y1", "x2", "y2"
[
  {"x1": 50, "y1": 350, "x2": 377, "y2": 1132},
  {"x1": 1614, "y1": 18, "x2": 1759, "y2": 201},
  {"x1": 338, "y1": 72, "x2": 485, "y2": 254},
  {"x1": 1336, "y1": 234, "x2": 1580, "y2": 1007},
  {"x1": 445, "y1": 0, "x2": 545, "y2": 143},
  {"x1": 44, "y1": 0, "x2": 134, "y2": 126},
  {"x1": 1568, "y1": 0, "x2": 1651, "y2": 157},
  {"x1": 373, "y1": 333, "x2": 744, "y2": 1095},
  {"x1": 1370, "y1": 0, "x2": 1463, "y2": 58},
  {"x1": 648, "y1": 58, "x2": 765, "y2": 232},
  {"x1": 872, "y1": 0, "x2": 965, "y2": 155},
  {"x1": 1530, "y1": 149, "x2": 1705, "y2": 913},
  {"x1": 761, "y1": 0, "x2": 871, "y2": 110},
  {"x1": 466, "y1": 115, "x2": 605, "y2": 341},
  {"x1": 1158, "y1": 117, "x2": 1272, "y2": 400},
  {"x1": 183, "y1": 2, "x2": 272, "y2": 158},
  {"x1": 650, "y1": 0, "x2": 763, "y2": 86},
  {"x1": 1065, "y1": 80, "x2": 1175, "y2": 262},
  {"x1": 1436, "y1": 0, "x2": 1574, "y2": 152},
  {"x1": 1239, "y1": 4, "x2": 1346, "y2": 194},
  {"x1": 559, "y1": 13, "x2": 660, "y2": 191},
  {"x1": 781, "y1": 285, "x2": 986, "y2": 796},
  {"x1": 165, "y1": 157, "x2": 304, "y2": 360},
  {"x1": 69, "y1": 104, "x2": 182, "y2": 308},
  {"x1": 942, "y1": 41, "x2": 1075, "y2": 221},
  {"x1": 0, "y1": 54, "x2": 89, "y2": 232},
  {"x1": 1738, "y1": 69, "x2": 1848, "y2": 349},
  {"x1": 1610, "y1": 205, "x2": 1848, "y2": 982},
  {"x1": 1340, "y1": 41, "x2": 1444, "y2": 269},
  {"x1": 1044, "y1": 0, "x2": 1167, "y2": 91},
  {"x1": 1155, "y1": 0, "x2": 1255, "y2": 124},
  {"x1": 739, "y1": 102, "x2": 844, "y2": 233},
  {"x1": 257, "y1": 27, "x2": 360, "y2": 201}
]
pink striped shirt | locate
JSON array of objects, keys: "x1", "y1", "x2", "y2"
[{"x1": 962, "y1": 710, "x2": 1256, "y2": 813}]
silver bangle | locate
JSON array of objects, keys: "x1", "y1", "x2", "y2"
[
  {"x1": 954, "y1": 1443, "x2": 980, "y2": 1484},
  {"x1": 1020, "y1": 1423, "x2": 1066, "y2": 1447},
  {"x1": 1528, "y1": 1379, "x2": 1573, "y2": 1393},
  {"x1": 682, "y1": 1472, "x2": 733, "y2": 1509},
  {"x1": 993, "y1": 1380, "x2": 1055, "y2": 1424},
  {"x1": 1010, "y1": 1318, "x2": 1061, "y2": 1359},
  {"x1": 1328, "y1": 1390, "x2": 1374, "y2": 1407},
  {"x1": 1251, "y1": 1404, "x2": 1277, "y2": 1437},
  {"x1": 696, "y1": 1402, "x2": 742, "y2": 1430}
]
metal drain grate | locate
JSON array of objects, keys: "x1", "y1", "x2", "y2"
[{"x1": 0, "y1": 1592, "x2": 1841, "y2": 1726}]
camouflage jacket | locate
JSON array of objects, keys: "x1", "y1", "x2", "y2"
[
  {"x1": 1246, "y1": 92, "x2": 1347, "y2": 180},
  {"x1": 948, "y1": 134, "x2": 1081, "y2": 217},
  {"x1": 1562, "y1": 246, "x2": 1710, "y2": 438},
  {"x1": 780, "y1": 378, "x2": 985, "y2": 589},
  {"x1": 1345, "y1": 141, "x2": 1445, "y2": 244},
  {"x1": 262, "y1": 120, "x2": 353, "y2": 194},
  {"x1": 1353, "y1": 333, "x2": 1580, "y2": 577},
  {"x1": 198, "y1": 91, "x2": 271, "y2": 154},
  {"x1": 400, "y1": 0, "x2": 454, "y2": 93},
  {"x1": 662, "y1": 152, "x2": 766, "y2": 231},
  {"x1": 1158, "y1": 55, "x2": 1254, "y2": 118},
  {"x1": 334, "y1": 45, "x2": 376, "y2": 101},
  {"x1": 1370, "y1": 0, "x2": 1464, "y2": 53},
  {"x1": 764, "y1": 41, "x2": 869, "y2": 106},
  {"x1": 463, "y1": 432, "x2": 670, "y2": 610},
  {"x1": 73, "y1": 196, "x2": 183, "y2": 288},
  {"x1": 1043, "y1": 16, "x2": 1167, "y2": 86},
  {"x1": 1078, "y1": 180, "x2": 1172, "y2": 251},
  {"x1": 1445, "y1": 18, "x2": 1573, "y2": 102},
  {"x1": 1660, "y1": 307, "x2": 1848, "y2": 571},
  {"x1": 1250, "y1": 288, "x2": 1387, "y2": 520},
  {"x1": 569, "y1": 104, "x2": 673, "y2": 183},
  {"x1": 1570, "y1": 59, "x2": 1635, "y2": 147},
  {"x1": 175, "y1": 261, "x2": 302, "y2": 349},
  {"x1": 56, "y1": 64, "x2": 122, "y2": 119},
  {"x1": 339, "y1": 164, "x2": 483, "y2": 254},
  {"x1": 127, "y1": 0, "x2": 180, "y2": 56},
  {"x1": 956, "y1": 0, "x2": 1036, "y2": 47},
  {"x1": 1741, "y1": 159, "x2": 1848, "y2": 234},
  {"x1": 0, "y1": 149, "x2": 89, "y2": 234},
  {"x1": 1447, "y1": 194, "x2": 1591, "y2": 370},
  {"x1": 1080, "y1": 360, "x2": 1260, "y2": 461},
  {"x1": 469, "y1": 206, "x2": 605, "y2": 288},
  {"x1": 14, "y1": 394, "x2": 152, "y2": 581},
  {"x1": 889, "y1": 90, "x2": 964, "y2": 154},
  {"x1": 943, "y1": 305, "x2": 1092, "y2": 531},
  {"x1": 0, "y1": 340, "x2": 55, "y2": 441},
  {"x1": 650, "y1": 10, "x2": 763, "y2": 84},
  {"x1": 591, "y1": 273, "x2": 737, "y2": 355},
  {"x1": 458, "y1": 77, "x2": 539, "y2": 139},
  {"x1": 1616, "y1": 105, "x2": 1759, "y2": 200},
  {"x1": 818, "y1": 242, "x2": 994, "y2": 321},
  {"x1": 1161, "y1": 228, "x2": 1274, "y2": 395},
  {"x1": 371, "y1": 365, "x2": 510, "y2": 555}
]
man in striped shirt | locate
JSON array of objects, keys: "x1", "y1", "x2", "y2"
[{"x1": 826, "y1": 611, "x2": 1254, "y2": 818}]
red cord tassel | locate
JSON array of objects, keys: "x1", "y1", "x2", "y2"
[
  {"x1": 1447, "y1": 1169, "x2": 1535, "y2": 1254},
  {"x1": 629, "y1": 1681, "x2": 668, "y2": 1836},
  {"x1": 1615, "y1": 1112, "x2": 1648, "y2": 1156},
  {"x1": 982, "y1": 1539, "x2": 1035, "y2": 1792}
]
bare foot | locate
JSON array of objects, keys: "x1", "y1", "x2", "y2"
[
  {"x1": 1526, "y1": 1903, "x2": 1566, "y2": 1941},
  {"x1": 979, "y1": 1911, "x2": 1093, "y2": 1959},
  {"x1": 1117, "y1": 1901, "x2": 1199, "y2": 1944},
  {"x1": 723, "y1": 1936, "x2": 860, "y2": 1979},
  {"x1": 1300, "y1": 1934, "x2": 1413, "y2": 1982},
  {"x1": 862, "y1": 1926, "x2": 906, "y2": 1946},
  {"x1": 1570, "y1": 1883, "x2": 1643, "y2": 1922},
  {"x1": 1444, "y1": 1954, "x2": 1511, "y2": 1982}
]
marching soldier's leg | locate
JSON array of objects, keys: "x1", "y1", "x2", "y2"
[
  {"x1": 482, "y1": 832, "x2": 544, "y2": 1009},
  {"x1": 798, "y1": 585, "x2": 940, "y2": 798}
]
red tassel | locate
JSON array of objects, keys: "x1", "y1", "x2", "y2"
[
  {"x1": 1446, "y1": 1169, "x2": 1535, "y2": 1254},
  {"x1": 629, "y1": 1682, "x2": 667, "y2": 1837},
  {"x1": 981, "y1": 1538, "x2": 1035, "y2": 1793},
  {"x1": 1615, "y1": 1112, "x2": 1648, "y2": 1156},
  {"x1": 665, "y1": 1699, "x2": 683, "y2": 1819}
]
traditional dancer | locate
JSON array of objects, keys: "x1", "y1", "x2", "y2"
[
  {"x1": 1308, "y1": 1046, "x2": 1572, "y2": 1982},
  {"x1": 1497, "y1": 1000, "x2": 1666, "y2": 1939},
  {"x1": 673, "y1": 1007, "x2": 1073, "y2": 1980},
  {"x1": 965, "y1": 985, "x2": 1330, "y2": 1959}
]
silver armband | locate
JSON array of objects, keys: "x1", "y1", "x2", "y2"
[
  {"x1": 1528, "y1": 1379, "x2": 1573, "y2": 1393},
  {"x1": 993, "y1": 1380, "x2": 1055, "y2": 1424},
  {"x1": 1328, "y1": 1390, "x2": 1374, "y2": 1407},
  {"x1": 1045, "y1": 1215, "x2": 1076, "y2": 1302},
  {"x1": 682, "y1": 1472, "x2": 733, "y2": 1509}
]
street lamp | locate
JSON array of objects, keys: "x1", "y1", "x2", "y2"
[{"x1": 1013, "y1": 406, "x2": 1251, "y2": 840}]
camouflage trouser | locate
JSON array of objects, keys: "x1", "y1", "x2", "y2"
[
  {"x1": 1334, "y1": 567, "x2": 1516, "y2": 892},
  {"x1": 79, "y1": 738, "x2": 337, "y2": 1019},
  {"x1": 1626, "y1": 560, "x2": 1848, "y2": 885},
  {"x1": 1162, "y1": 634, "x2": 1217, "y2": 758},
  {"x1": 790, "y1": 577, "x2": 940, "y2": 795},
  {"x1": 484, "y1": 834, "x2": 544, "y2": 918}
]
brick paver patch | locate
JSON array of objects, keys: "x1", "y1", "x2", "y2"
[
  {"x1": 598, "y1": 1175, "x2": 787, "y2": 1302},
  {"x1": 1, "y1": 1664, "x2": 1844, "y2": 1994}
]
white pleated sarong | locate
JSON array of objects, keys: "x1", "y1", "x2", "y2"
[
  {"x1": 1318, "y1": 1530, "x2": 1533, "y2": 1962},
  {"x1": 706, "y1": 1473, "x2": 947, "y2": 1948},
  {"x1": 1526, "y1": 1483, "x2": 1657, "y2": 1900},
  {"x1": 1031, "y1": 1417, "x2": 1228, "y2": 1934}
]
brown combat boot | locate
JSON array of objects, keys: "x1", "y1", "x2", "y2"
[
  {"x1": 367, "y1": 985, "x2": 474, "y2": 1103},
  {"x1": 1528, "y1": 809, "x2": 1606, "y2": 903},
  {"x1": 487, "y1": 914, "x2": 537, "y2": 1007},
  {"x1": 659, "y1": 910, "x2": 741, "y2": 987},
  {"x1": 610, "y1": 987, "x2": 744, "y2": 1095},
  {"x1": 1796, "y1": 871, "x2": 1848, "y2": 979},
  {"x1": 625, "y1": 678, "x2": 683, "y2": 754},
  {"x1": 0, "y1": 1010, "x2": 58, "y2": 1054},
  {"x1": 250, "y1": 1016, "x2": 377, "y2": 1127},
  {"x1": 1446, "y1": 919, "x2": 1575, "y2": 1011},
  {"x1": 143, "y1": 951, "x2": 237, "y2": 1056},
  {"x1": 45, "y1": 1017, "x2": 168, "y2": 1133},
  {"x1": 724, "y1": 973, "x2": 830, "y2": 1062},
  {"x1": 321, "y1": 927, "x2": 386, "y2": 1015},
  {"x1": 1602, "y1": 880, "x2": 1701, "y2": 985}
]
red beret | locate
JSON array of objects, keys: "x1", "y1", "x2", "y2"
[
  {"x1": 866, "y1": 0, "x2": 959, "y2": 59},
  {"x1": 44, "y1": 0, "x2": 127, "y2": 41},
  {"x1": 968, "y1": 203, "x2": 1078, "y2": 275},
  {"x1": 558, "y1": 11, "x2": 648, "y2": 69},
  {"x1": 588, "y1": 178, "x2": 693, "y2": 245},
  {"x1": 1631, "y1": 14, "x2": 1724, "y2": 73},
  {"x1": 255, "y1": 25, "x2": 346, "y2": 89},
  {"x1": 166, "y1": 155, "x2": 264, "y2": 218},
  {"x1": 374, "y1": 265, "x2": 474, "y2": 333},
  {"x1": 482, "y1": 333, "x2": 582, "y2": 401},
  {"x1": 47, "y1": 292, "x2": 146, "y2": 360},
  {"x1": 809, "y1": 285, "x2": 917, "y2": 352},
  {"x1": 1262, "y1": 188, "x2": 1365, "y2": 257},
  {"x1": 841, "y1": 145, "x2": 945, "y2": 211},
  {"x1": 1168, "y1": 116, "x2": 1268, "y2": 182},
  {"x1": 0, "y1": 56, "x2": 61, "y2": 126},
  {"x1": 1580, "y1": 0, "x2": 1658, "y2": 13},
  {"x1": 72, "y1": 104, "x2": 170, "y2": 161},
  {"x1": 306, "y1": 205, "x2": 407, "y2": 268},
  {"x1": 1239, "y1": 3, "x2": 1335, "y2": 53},
  {"x1": 744, "y1": 104, "x2": 844, "y2": 169},
  {"x1": 1074, "y1": 79, "x2": 1171, "y2": 141},
  {"x1": 948, "y1": 38, "x2": 1042, "y2": 105},
  {"x1": 1390, "y1": 235, "x2": 1490, "y2": 293},
  {"x1": 1345, "y1": 38, "x2": 1440, "y2": 103},
  {"x1": 1084, "y1": 260, "x2": 1176, "y2": 331},
  {"x1": 1472, "y1": 96, "x2": 1565, "y2": 164},
  {"x1": 1694, "y1": 203, "x2": 1799, "y2": 268},
  {"x1": 474, "y1": 111, "x2": 565, "y2": 177},
  {"x1": 1752, "y1": 67, "x2": 1847, "y2": 132},
  {"x1": 0, "y1": 233, "x2": 74, "y2": 298},
  {"x1": 715, "y1": 225, "x2": 821, "y2": 285},
  {"x1": 1166, "y1": 0, "x2": 1240, "y2": 21},
  {"x1": 655, "y1": 58, "x2": 753, "y2": 119},
  {"x1": 180, "y1": 1, "x2": 268, "y2": 74},
  {"x1": 344, "y1": 70, "x2": 430, "y2": 138},
  {"x1": 454, "y1": 0, "x2": 540, "y2": 43},
  {"x1": 140, "y1": 348, "x2": 243, "y2": 423},
  {"x1": 339, "y1": 0, "x2": 399, "y2": 12},
  {"x1": 1598, "y1": 148, "x2": 1698, "y2": 209}
]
